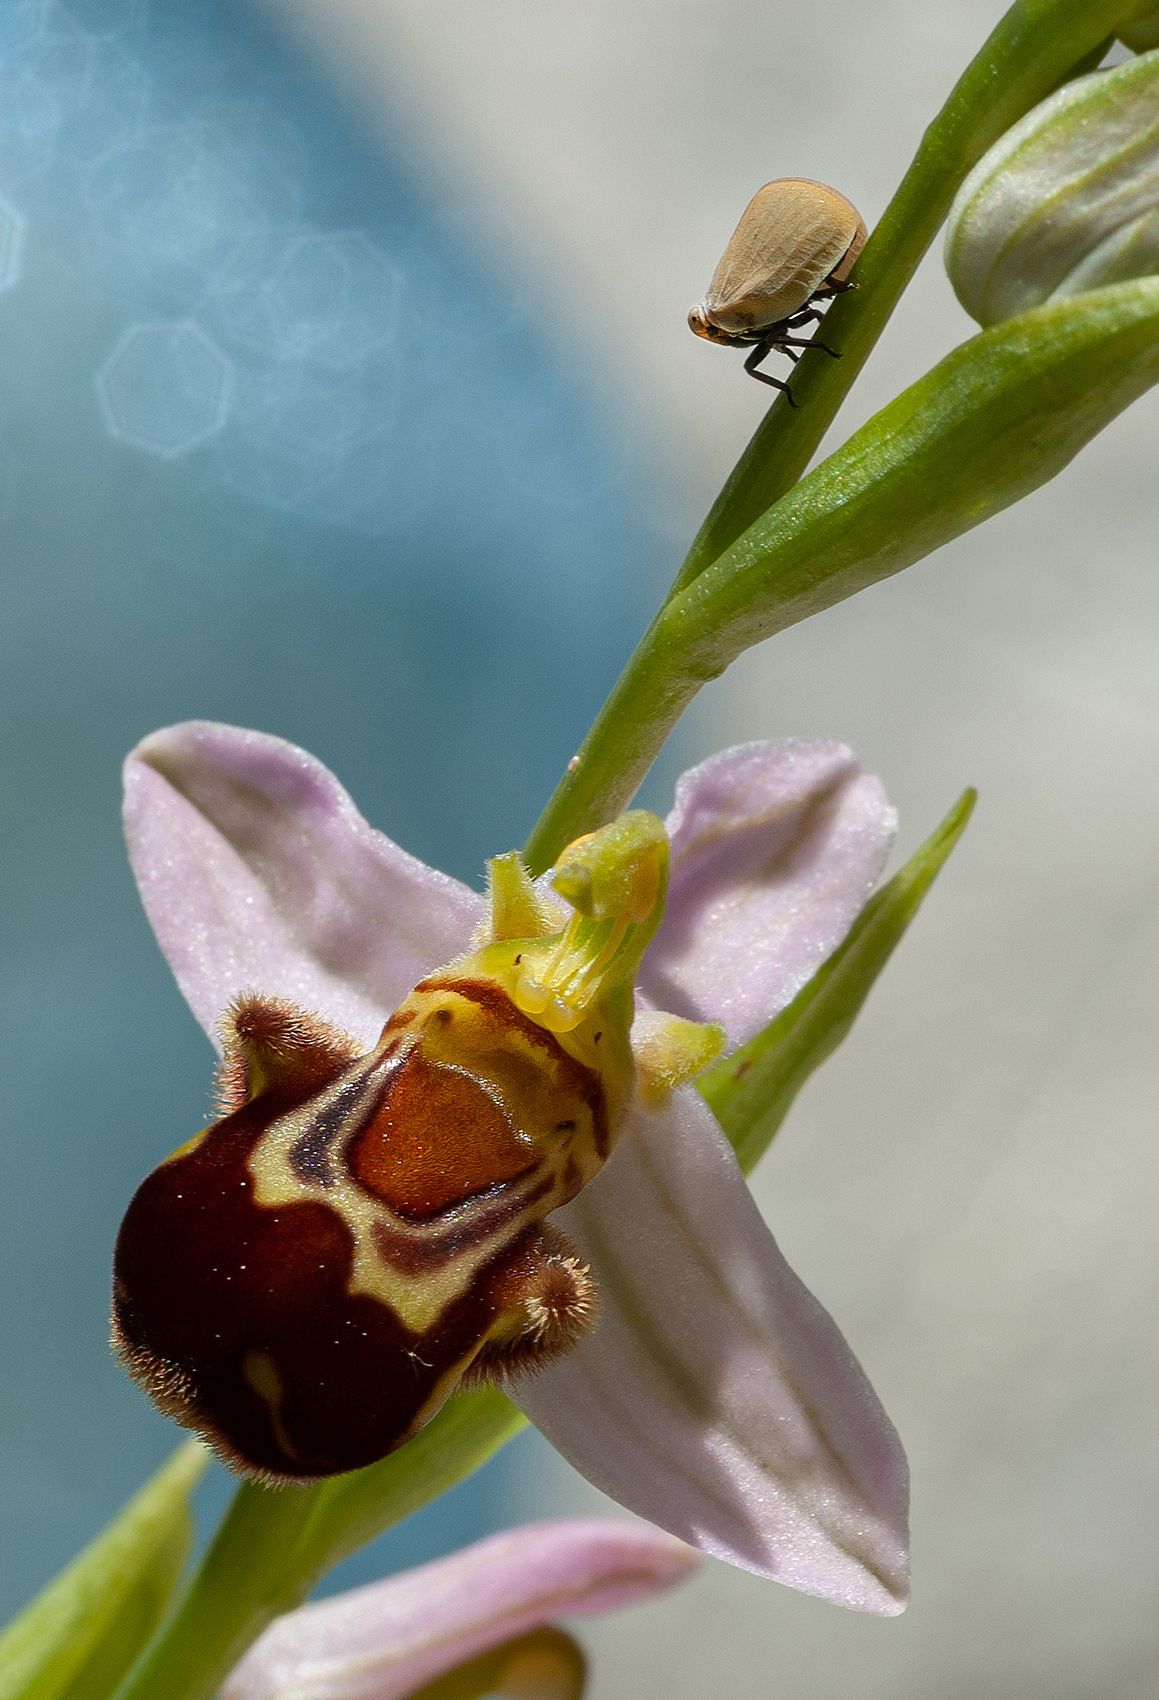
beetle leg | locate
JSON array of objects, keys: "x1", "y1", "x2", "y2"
[
  {"x1": 777, "y1": 334, "x2": 841, "y2": 360},
  {"x1": 464, "y1": 1224, "x2": 597, "y2": 1382},
  {"x1": 809, "y1": 278, "x2": 857, "y2": 305},
  {"x1": 742, "y1": 339, "x2": 798, "y2": 406}
]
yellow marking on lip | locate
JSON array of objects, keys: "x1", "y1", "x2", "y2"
[
  {"x1": 161, "y1": 1126, "x2": 211, "y2": 1165},
  {"x1": 242, "y1": 1349, "x2": 300, "y2": 1464},
  {"x1": 246, "y1": 1037, "x2": 576, "y2": 1335}
]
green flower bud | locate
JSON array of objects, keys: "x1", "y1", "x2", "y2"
[
  {"x1": 1120, "y1": 12, "x2": 1159, "y2": 51},
  {"x1": 945, "y1": 51, "x2": 1159, "y2": 326}
]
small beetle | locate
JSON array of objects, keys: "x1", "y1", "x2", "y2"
[{"x1": 689, "y1": 178, "x2": 867, "y2": 403}]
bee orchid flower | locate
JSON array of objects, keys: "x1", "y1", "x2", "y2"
[{"x1": 122, "y1": 722, "x2": 908, "y2": 1615}]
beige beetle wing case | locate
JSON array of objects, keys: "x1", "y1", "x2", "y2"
[{"x1": 703, "y1": 178, "x2": 867, "y2": 334}]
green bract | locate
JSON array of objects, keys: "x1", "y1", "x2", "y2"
[
  {"x1": 946, "y1": 51, "x2": 1159, "y2": 325},
  {"x1": 701, "y1": 792, "x2": 976, "y2": 1175},
  {"x1": 0, "y1": 1444, "x2": 205, "y2": 1700}
]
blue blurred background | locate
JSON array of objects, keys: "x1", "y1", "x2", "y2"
[{"x1": 0, "y1": 0, "x2": 665, "y2": 1616}]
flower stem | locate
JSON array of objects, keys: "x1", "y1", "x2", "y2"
[
  {"x1": 522, "y1": 614, "x2": 703, "y2": 874},
  {"x1": 111, "y1": 1480, "x2": 318, "y2": 1700}
]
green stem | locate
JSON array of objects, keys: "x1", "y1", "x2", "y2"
[
  {"x1": 113, "y1": 1482, "x2": 317, "y2": 1700},
  {"x1": 522, "y1": 616, "x2": 704, "y2": 874},
  {"x1": 673, "y1": 0, "x2": 1135, "y2": 596},
  {"x1": 109, "y1": 1389, "x2": 522, "y2": 1700}
]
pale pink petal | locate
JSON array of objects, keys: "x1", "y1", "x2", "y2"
[
  {"x1": 124, "y1": 722, "x2": 483, "y2": 1049},
  {"x1": 221, "y1": 1519, "x2": 696, "y2": 1700},
  {"x1": 640, "y1": 740, "x2": 897, "y2": 1048},
  {"x1": 517, "y1": 1089, "x2": 909, "y2": 1614}
]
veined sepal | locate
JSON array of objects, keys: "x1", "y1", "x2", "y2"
[{"x1": 946, "y1": 49, "x2": 1159, "y2": 325}]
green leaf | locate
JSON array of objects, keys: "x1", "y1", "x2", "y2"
[
  {"x1": 109, "y1": 1387, "x2": 525, "y2": 1700},
  {"x1": 665, "y1": 280, "x2": 1159, "y2": 673},
  {"x1": 0, "y1": 1443, "x2": 206, "y2": 1700},
  {"x1": 1120, "y1": 6, "x2": 1159, "y2": 50},
  {"x1": 700, "y1": 791, "x2": 975, "y2": 1174}
]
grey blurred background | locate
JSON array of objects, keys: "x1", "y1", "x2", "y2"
[{"x1": 4, "y1": 0, "x2": 1159, "y2": 1695}]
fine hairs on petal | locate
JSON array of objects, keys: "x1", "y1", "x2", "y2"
[
  {"x1": 214, "y1": 993, "x2": 362, "y2": 1114},
  {"x1": 643, "y1": 740, "x2": 896, "y2": 1049},
  {"x1": 124, "y1": 721, "x2": 485, "y2": 1050}
]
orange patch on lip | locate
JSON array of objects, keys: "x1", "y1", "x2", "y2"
[{"x1": 349, "y1": 1047, "x2": 536, "y2": 1219}]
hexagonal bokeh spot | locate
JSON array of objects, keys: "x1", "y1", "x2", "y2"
[
  {"x1": 96, "y1": 320, "x2": 233, "y2": 457},
  {"x1": 0, "y1": 28, "x2": 150, "y2": 176},
  {"x1": 85, "y1": 116, "x2": 302, "y2": 275},
  {"x1": 214, "y1": 361, "x2": 365, "y2": 510},
  {"x1": 0, "y1": 198, "x2": 27, "y2": 293},
  {"x1": 211, "y1": 229, "x2": 402, "y2": 367}
]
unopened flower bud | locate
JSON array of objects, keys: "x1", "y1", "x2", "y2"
[
  {"x1": 1120, "y1": 11, "x2": 1159, "y2": 52},
  {"x1": 945, "y1": 51, "x2": 1159, "y2": 326}
]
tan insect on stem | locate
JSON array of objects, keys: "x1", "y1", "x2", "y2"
[{"x1": 689, "y1": 177, "x2": 867, "y2": 403}]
